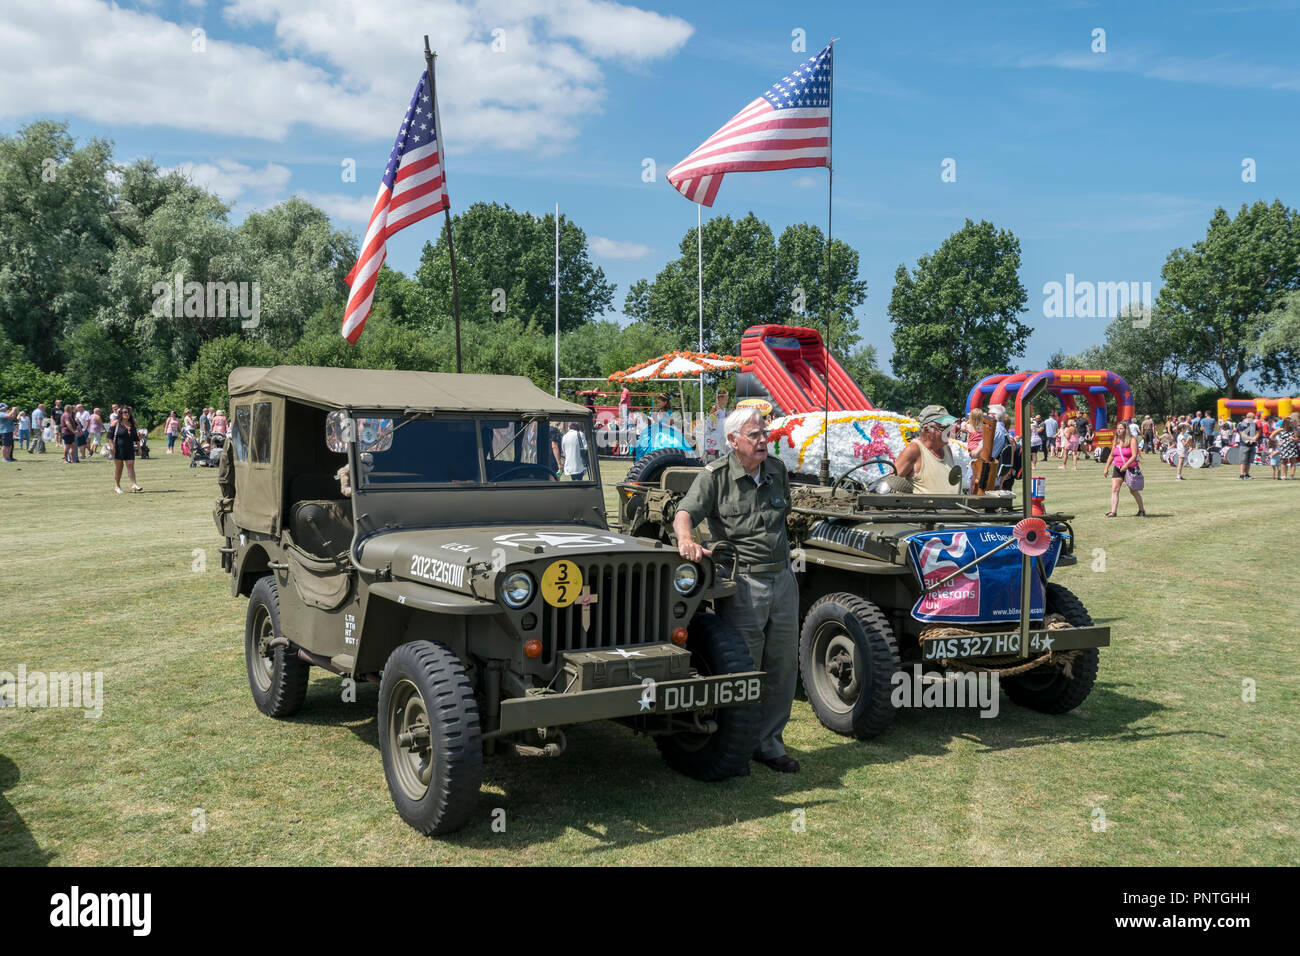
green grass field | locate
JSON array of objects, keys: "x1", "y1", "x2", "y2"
[{"x1": 1, "y1": 443, "x2": 1296, "y2": 865}]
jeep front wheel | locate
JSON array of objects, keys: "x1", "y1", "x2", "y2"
[
  {"x1": 655, "y1": 613, "x2": 759, "y2": 781},
  {"x1": 378, "y1": 641, "x2": 483, "y2": 836},
  {"x1": 799, "y1": 593, "x2": 900, "y2": 739},
  {"x1": 1002, "y1": 583, "x2": 1100, "y2": 714},
  {"x1": 244, "y1": 575, "x2": 310, "y2": 718}
]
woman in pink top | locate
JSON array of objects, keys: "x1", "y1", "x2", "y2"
[
  {"x1": 88, "y1": 408, "x2": 104, "y2": 456},
  {"x1": 1106, "y1": 420, "x2": 1145, "y2": 517},
  {"x1": 211, "y1": 409, "x2": 228, "y2": 437},
  {"x1": 165, "y1": 411, "x2": 180, "y2": 454}
]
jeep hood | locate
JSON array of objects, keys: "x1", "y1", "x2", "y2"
[{"x1": 358, "y1": 524, "x2": 679, "y2": 595}]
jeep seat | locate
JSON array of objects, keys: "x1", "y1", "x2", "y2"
[
  {"x1": 289, "y1": 499, "x2": 354, "y2": 560},
  {"x1": 289, "y1": 472, "x2": 345, "y2": 505}
]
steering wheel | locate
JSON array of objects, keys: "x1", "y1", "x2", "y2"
[
  {"x1": 493, "y1": 463, "x2": 559, "y2": 482},
  {"x1": 832, "y1": 457, "x2": 897, "y2": 495}
]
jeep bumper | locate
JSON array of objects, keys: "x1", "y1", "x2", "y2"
[
  {"x1": 494, "y1": 670, "x2": 765, "y2": 735},
  {"x1": 919, "y1": 624, "x2": 1110, "y2": 663}
]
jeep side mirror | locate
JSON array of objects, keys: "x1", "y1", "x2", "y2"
[{"x1": 325, "y1": 409, "x2": 354, "y2": 453}]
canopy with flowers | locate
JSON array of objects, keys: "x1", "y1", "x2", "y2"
[{"x1": 607, "y1": 350, "x2": 751, "y2": 382}]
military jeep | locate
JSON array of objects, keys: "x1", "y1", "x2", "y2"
[
  {"x1": 214, "y1": 366, "x2": 763, "y2": 836},
  {"x1": 616, "y1": 388, "x2": 1111, "y2": 742}
]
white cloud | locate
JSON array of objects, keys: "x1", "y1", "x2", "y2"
[
  {"x1": 0, "y1": 1, "x2": 692, "y2": 152},
  {"x1": 589, "y1": 235, "x2": 652, "y2": 259},
  {"x1": 1012, "y1": 49, "x2": 1300, "y2": 92},
  {"x1": 792, "y1": 175, "x2": 819, "y2": 188},
  {"x1": 171, "y1": 158, "x2": 292, "y2": 204},
  {"x1": 296, "y1": 190, "x2": 377, "y2": 225}
]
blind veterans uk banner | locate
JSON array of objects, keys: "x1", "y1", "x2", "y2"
[{"x1": 907, "y1": 527, "x2": 1064, "y2": 624}]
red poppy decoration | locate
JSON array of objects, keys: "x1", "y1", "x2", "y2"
[{"x1": 1012, "y1": 517, "x2": 1051, "y2": 557}]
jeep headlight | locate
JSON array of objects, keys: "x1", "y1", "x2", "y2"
[
  {"x1": 501, "y1": 571, "x2": 535, "y2": 608},
  {"x1": 673, "y1": 563, "x2": 699, "y2": 595}
]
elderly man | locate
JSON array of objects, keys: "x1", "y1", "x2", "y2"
[
  {"x1": 895, "y1": 405, "x2": 960, "y2": 493},
  {"x1": 672, "y1": 405, "x2": 799, "y2": 773}
]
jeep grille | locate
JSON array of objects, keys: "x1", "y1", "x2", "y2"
[{"x1": 543, "y1": 560, "x2": 672, "y2": 660}]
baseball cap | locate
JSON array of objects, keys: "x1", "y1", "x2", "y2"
[{"x1": 918, "y1": 404, "x2": 957, "y2": 428}]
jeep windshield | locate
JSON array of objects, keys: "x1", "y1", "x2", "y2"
[{"x1": 356, "y1": 415, "x2": 596, "y2": 486}]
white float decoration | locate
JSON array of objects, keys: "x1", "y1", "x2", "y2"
[{"x1": 766, "y1": 409, "x2": 972, "y2": 490}]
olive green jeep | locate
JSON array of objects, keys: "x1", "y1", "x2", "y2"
[{"x1": 214, "y1": 366, "x2": 762, "y2": 836}]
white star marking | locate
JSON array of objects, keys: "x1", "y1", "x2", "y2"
[{"x1": 611, "y1": 648, "x2": 645, "y2": 659}]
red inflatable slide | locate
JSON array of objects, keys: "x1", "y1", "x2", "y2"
[{"x1": 738, "y1": 324, "x2": 875, "y2": 415}]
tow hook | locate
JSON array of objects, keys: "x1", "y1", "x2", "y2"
[{"x1": 514, "y1": 727, "x2": 567, "y2": 758}]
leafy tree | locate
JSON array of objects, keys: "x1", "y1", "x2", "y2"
[
  {"x1": 841, "y1": 344, "x2": 914, "y2": 412},
  {"x1": 288, "y1": 302, "x2": 447, "y2": 371},
  {"x1": 624, "y1": 213, "x2": 866, "y2": 356},
  {"x1": 773, "y1": 222, "x2": 866, "y2": 352},
  {"x1": 1157, "y1": 200, "x2": 1300, "y2": 397},
  {"x1": 0, "y1": 121, "x2": 115, "y2": 369},
  {"x1": 98, "y1": 159, "x2": 245, "y2": 365},
  {"x1": 558, "y1": 320, "x2": 679, "y2": 381},
  {"x1": 235, "y1": 197, "x2": 356, "y2": 351},
  {"x1": 413, "y1": 202, "x2": 614, "y2": 333},
  {"x1": 1255, "y1": 291, "x2": 1300, "y2": 391},
  {"x1": 0, "y1": 328, "x2": 72, "y2": 410},
  {"x1": 888, "y1": 219, "x2": 1030, "y2": 411},
  {"x1": 158, "y1": 334, "x2": 281, "y2": 414},
  {"x1": 60, "y1": 319, "x2": 143, "y2": 411}
]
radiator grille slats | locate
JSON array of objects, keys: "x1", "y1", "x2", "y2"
[{"x1": 542, "y1": 559, "x2": 671, "y2": 660}]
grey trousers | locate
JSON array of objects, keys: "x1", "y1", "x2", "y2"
[{"x1": 717, "y1": 568, "x2": 799, "y2": 759}]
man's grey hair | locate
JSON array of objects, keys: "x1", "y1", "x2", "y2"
[
  {"x1": 987, "y1": 404, "x2": 1006, "y2": 420},
  {"x1": 724, "y1": 405, "x2": 763, "y2": 439}
]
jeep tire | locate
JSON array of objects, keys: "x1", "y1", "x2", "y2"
[
  {"x1": 625, "y1": 447, "x2": 701, "y2": 486},
  {"x1": 378, "y1": 640, "x2": 483, "y2": 836},
  {"x1": 245, "y1": 575, "x2": 310, "y2": 718},
  {"x1": 656, "y1": 613, "x2": 760, "y2": 781},
  {"x1": 799, "y1": 592, "x2": 900, "y2": 739},
  {"x1": 1002, "y1": 583, "x2": 1099, "y2": 714}
]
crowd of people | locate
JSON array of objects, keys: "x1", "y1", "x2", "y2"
[
  {"x1": 0, "y1": 400, "x2": 232, "y2": 493},
  {"x1": 937, "y1": 403, "x2": 1300, "y2": 516},
  {"x1": 0, "y1": 399, "x2": 155, "y2": 492}
]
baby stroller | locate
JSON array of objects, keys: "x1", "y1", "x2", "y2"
[
  {"x1": 190, "y1": 432, "x2": 225, "y2": 468},
  {"x1": 137, "y1": 428, "x2": 151, "y2": 459},
  {"x1": 180, "y1": 424, "x2": 197, "y2": 457}
]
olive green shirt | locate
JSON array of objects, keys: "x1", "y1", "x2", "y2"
[{"x1": 678, "y1": 452, "x2": 791, "y2": 566}]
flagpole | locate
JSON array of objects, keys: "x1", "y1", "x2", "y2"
[
  {"x1": 425, "y1": 36, "x2": 463, "y2": 373},
  {"x1": 697, "y1": 203, "x2": 704, "y2": 418},
  {"x1": 819, "y1": 38, "x2": 837, "y2": 486},
  {"x1": 555, "y1": 201, "x2": 560, "y2": 396}
]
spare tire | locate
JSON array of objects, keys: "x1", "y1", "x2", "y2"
[{"x1": 625, "y1": 447, "x2": 702, "y2": 487}]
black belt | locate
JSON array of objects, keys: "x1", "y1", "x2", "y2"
[{"x1": 735, "y1": 560, "x2": 788, "y2": 575}]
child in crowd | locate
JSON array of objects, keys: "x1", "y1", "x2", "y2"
[
  {"x1": 1268, "y1": 429, "x2": 1283, "y2": 480},
  {"x1": 1175, "y1": 424, "x2": 1190, "y2": 480}
]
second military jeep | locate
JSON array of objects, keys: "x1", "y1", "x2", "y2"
[
  {"x1": 616, "y1": 401, "x2": 1111, "y2": 742},
  {"x1": 214, "y1": 366, "x2": 764, "y2": 836}
]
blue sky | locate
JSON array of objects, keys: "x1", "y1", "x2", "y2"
[{"x1": 3, "y1": 0, "x2": 1297, "y2": 385}]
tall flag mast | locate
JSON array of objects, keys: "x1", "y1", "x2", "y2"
[
  {"x1": 342, "y1": 38, "x2": 463, "y2": 374},
  {"x1": 667, "y1": 41, "x2": 835, "y2": 476}
]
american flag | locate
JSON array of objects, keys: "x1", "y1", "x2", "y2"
[
  {"x1": 667, "y1": 43, "x2": 832, "y2": 207},
  {"x1": 342, "y1": 71, "x2": 449, "y2": 343}
]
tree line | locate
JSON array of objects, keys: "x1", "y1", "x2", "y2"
[{"x1": 1, "y1": 120, "x2": 1296, "y2": 425}]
